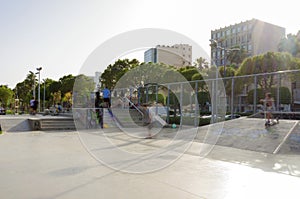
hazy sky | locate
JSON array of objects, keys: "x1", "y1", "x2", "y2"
[{"x1": 1, "y1": 0, "x2": 299, "y2": 88}]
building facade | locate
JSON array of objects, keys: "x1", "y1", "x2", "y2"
[
  {"x1": 211, "y1": 18, "x2": 286, "y2": 66},
  {"x1": 144, "y1": 44, "x2": 192, "y2": 68}
]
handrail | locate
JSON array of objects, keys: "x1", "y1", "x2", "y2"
[{"x1": 121, "y1": 97, "x2": 144, "y2": 117}]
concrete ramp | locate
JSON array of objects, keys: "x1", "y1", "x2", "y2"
[
  {"x1": 196, "y1": 117, "x2": 299, "y2": 154},
  {"x1": 0, "y1": 116, "x2": 31, "y2": 132},
  {"x1": 276, "y1": 121, "x2": 300, "y2": 154}
]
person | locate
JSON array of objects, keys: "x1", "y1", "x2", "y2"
[
  {"x1": 140, "y1": 104, "x2": 154, "y2": 139},
  {"x1": 260, "y1": 92, "x2": 275, "y2": 125},
  {"x1": 57, "y1": 103, "x2": 63, "y2": 113},
  {"x1": 102, "y1": 86, "x2": 111, "y2": 108},
  {"x1": 95, "y1": 92, "x2": 103, "y2": 129},
  {"x1": 30, "y1": 97, "x2": 38, "y2": 115}
]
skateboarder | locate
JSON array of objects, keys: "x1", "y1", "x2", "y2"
[{"x1": 260, "y1": 92, "x2": 277, "y2": 126}]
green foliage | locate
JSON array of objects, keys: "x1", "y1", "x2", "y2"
[
  {"x1": 194, "y1": 57, "x2": 209, "y2": 70},
  {"x1": 167, "y1": 116, "x2": 211, "y2": 126},
  {"x1": 236, "y1": 51, "x2": 300, "y2": 91},
  {"x1": 218, "y1": 66, "x2": 236, "y2": 78},
  {"x1": 178, "y1": 66, "x2": 199, "y2": 81},
  {"x1": 278, "y1": 32, "x2": 300, "y2": 58},
  {"x1": 139, "y1": 93, "x2": 164, "y2": 105},
  {"x1": 0, "y1": 85, "x2": 13, "y2": 107},
  {"x1": 194, "y1": 91, "x2": 211, "y2": 105},
  {"x1": 226, "y1": 46, "x2": 248, "y2": 65},
  {"x1": 59, "y1": 75, "x2": 75, "y2": 96},
  {"x1": 191, "y1": 72, "x2": 208, "y2": 91},
  {"x1": 101, "y1": 58, "x2": 140, "y2": 89},
  {"x1": 73, "y1": 74, "x2": 95, "y2": 107},
  {"x1": 247, "y1": 87, "x2": 291, "y2": 104}
]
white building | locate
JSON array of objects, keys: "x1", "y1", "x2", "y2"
[{"x1": 144, "y1": 44, "x2": 192, "y2": 68}]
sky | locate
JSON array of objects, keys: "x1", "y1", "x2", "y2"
[{"x1": 1, "y1": 0, "x2": 299, "y2": 89}]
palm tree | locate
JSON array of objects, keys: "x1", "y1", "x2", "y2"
[
  {"x1": 226, "y1": 46, "x2": 248, "y2": 67},
  {"x1": 194, "y1": 57, "x2": 209, "y2": 70}
]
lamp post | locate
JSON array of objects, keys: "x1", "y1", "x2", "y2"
[
  {"x1": 43, "y1": 79, "x2": 46, "y2": 112},
  {"x1": 36, "y1": 67, "x2": 42, "y2": 113},
  {"x1": 209, "y1": 39, "x2": 240, "y2": 77},
  {"x1": 32, "y1": 74, "x2": 36, "y2": 99}
]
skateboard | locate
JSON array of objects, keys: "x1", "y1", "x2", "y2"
[{"x1": 265, "y1": 117, "x2": 279, "y2": 128}]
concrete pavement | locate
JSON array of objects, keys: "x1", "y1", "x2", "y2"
[{"x1": 1, "y1": 129, "x2": 300, "y2": 199}]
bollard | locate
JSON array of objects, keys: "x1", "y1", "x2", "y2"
[{"x1": 0, "y1": 123, "x2": 2, "y2": 134}]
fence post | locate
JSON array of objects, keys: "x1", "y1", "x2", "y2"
[
  {"x1": 254, "y1": 75, "x2": 257, "y2": 113},
  {"x1": 166, "y1": 84, "x2": 170, "y2": 124},
  {"x1": 180, "y1": 83, "x2": 183, "y2": 126},
  {"x1": 146, "y1": 86, "x2": 149, "y2": 104},
  {"x1": 231, "y1": 77, "x2": 234, "y2": 118},
  {"x1": 155, "y1": 84, "x2": 158, "y2": 104},
  {"x1": 155, "y1": 84, "x2": 158, "y2": 115},
  {"x1": 194, "y1": 81, "x2": 199, "y2": 127},
  {"x1": 211, "y1": 80, "x2": 216, "y2": 123},
  {"x1": 277, "y1": 73, "x2": 281, "y2": 111}
]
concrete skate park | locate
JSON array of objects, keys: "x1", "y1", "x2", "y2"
[{"x1": 1, "y1": 112, "x2": 300, "y2": 199}]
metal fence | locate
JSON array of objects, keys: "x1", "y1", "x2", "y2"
[{"x1": 110, "y1": 69, "x2": 300, "y2": 126}]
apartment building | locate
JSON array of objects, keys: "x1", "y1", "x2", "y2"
[
  {"x1": 211, "y1": 18, "x2": 285, "y2": 66},
  {"x1": 144, "y1": 44, "x2": 192, "y2": 68}
]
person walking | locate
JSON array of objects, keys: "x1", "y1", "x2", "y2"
[{"x1": 102, "y1": 86, "x2": 111, "y2": 108}]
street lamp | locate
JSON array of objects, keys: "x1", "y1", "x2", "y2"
[
  {"x1": 209, "y1": 39, "x2": 240, "y2": 77},
  {"x1": 43, "y1": 79, "x2": 46, "y2": 112},
  {"x1": 32, "y1": 74, "x2": 36, "y2": 99},
  {"x1": 36, "y1": 67, "x2": 42, "y2": 113}
]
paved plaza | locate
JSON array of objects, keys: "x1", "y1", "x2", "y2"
[{"x1": 1, "y1": 115, "x2": 300, "y2": 199}]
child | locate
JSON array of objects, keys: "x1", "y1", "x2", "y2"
[{"x1": 260, "y1": 92, "x2": 275, "y2": 125}]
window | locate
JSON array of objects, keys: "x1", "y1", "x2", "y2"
[
  {"x1": 248, "y1": 24, "x2": 252, "y2": 30},
  {"x1": 247, "y1": 33, "x2": 252, "y2": 42},
  {"x1": 242, "y1": 35, "x2": 246, "y2": 43},
  {"x1": 226, "y1": 29, "x2": 230, "y2": 36},
  {"x1": 212, "y1": 52, "x2": 216, "y2": 58},
  {"x1": 231, "y1": 38, "x2": 236, "y2": 45},
  {"x1": 237, "y1": 26, "x2": 241, "y2": 33},
  {"x1": 217, "y1": 32, "x2": 221, "y2": 38},
  {"x1": 217, "y1": 50, "x2": 220, "y2": 58},
  {"x1": 248, "y1": 44, "x2": 252, "y2": 51}
]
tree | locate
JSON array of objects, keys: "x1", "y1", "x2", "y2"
[
  {"x1": 218, "y1": 65, "x2": 236, "y2": 78},
  {"x1": 194, "y1": 57, "x2": 209, "y2": 70},
  {"x1": 59, "y1": 74, "x2": 75, "y2": 97},
  {"x1": 101, "y1": 59, "x2": 140, "y2": 89},
  {"x1": 0, "y1": 85, "x2": 13, "y2": 108},
  {"x1": 236, "y1": 51, "x2": 300, "y2": 92},
  {"x1": 278, "y1": 32, "x2": 300, "y2": 58},
  {"x1": 73, "y1": 74, "x2": 95, "y2": 107},
  {"x1": 226, "y1": 46, "x2": 248, "y2": 66},
  {"x1": 178, "y1": 66, "x2": 199, "y2": 81},
  {"x1": 247, "y1": 87, "x2": 291, "y2": 105},
  {"x1": 13, "y1": 71, "x2": 37, "y2": 111}
]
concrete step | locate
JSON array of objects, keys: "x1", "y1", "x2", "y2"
[
  {"x1": 111, "y1": 108, "x2": 145, "y2": 128},
  {"x1": 41, "y1": 119, "x2": 75, "y2": 130}
]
